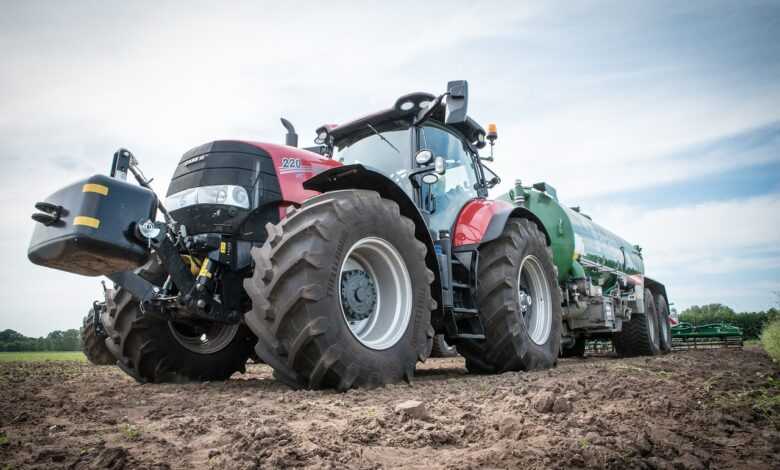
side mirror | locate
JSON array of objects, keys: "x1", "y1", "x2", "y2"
[
  {"x1": 434, "y1": 156, "x2": 446, "y2": 175},
  {"x1": 445, "y1": 80, "x2": 468, "y2": 125},
  {"x1": 415, "y1": 149, "x2": 433, "y2": 165}
]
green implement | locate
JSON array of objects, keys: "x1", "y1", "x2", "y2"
[{"x1": 671, "y1": 322, "x2": 743, "y2": 350}]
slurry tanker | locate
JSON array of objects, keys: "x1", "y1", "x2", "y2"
[
  {"x1": 28, "y1": 80, "x2": 670, "y2": 389},
  {"x1": 500, "y1": 182, "x2": 671, "y2": 358}
]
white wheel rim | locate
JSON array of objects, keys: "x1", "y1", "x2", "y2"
[
  {"x1": 168, "y1": 321, "x2": 239, "y2": 355},
  {"x1": 660, "y1": 314, "x2": 669, "y2": 342},
  {"x1": 339, "y1": 237, "x2": 412, "y2": 350},
  {"x1": 517, "y1": 255, "x2": 553, "y2": 346},
  {"x1": 648, "y1": 311, "x2": 657, "y2": 344}
]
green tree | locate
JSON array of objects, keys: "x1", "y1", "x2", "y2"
[
  {"x1": 679, "y1": 304, "x2": 737, "y2": 324},
  {"x1": 61, "y1": 329, "x2": 80, "y2": 351}
]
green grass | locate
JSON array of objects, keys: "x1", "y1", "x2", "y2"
[
  {"x1": 0, "y1": 351, "x2": 86, "y2": 362},
  {"x1": 761, "y1": 320, "x2": 780, "y2": 363},
  {"x1": 120, "y1": 424, "x2": 141, "y2": 441}
]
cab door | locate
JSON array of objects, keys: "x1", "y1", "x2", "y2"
[{"x1": 417, "y1": 124, "x2": 482, "y2": 235}]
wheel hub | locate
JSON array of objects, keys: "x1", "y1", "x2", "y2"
[
  {"x1": 168, "y1": 320, "x2": 239, "y2": 355},
  {"x1": 340, "y1": 269, "x2": 377, "y2": 322},
  {"x1": 518, "y1": 289, "x2": 533, "y2": 313}
]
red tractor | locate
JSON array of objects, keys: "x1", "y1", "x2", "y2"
[{"x1": 30, "y1": 81, "x2": 562, "y2": 389}]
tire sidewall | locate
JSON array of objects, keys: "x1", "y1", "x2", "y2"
[
  {"x1": 644, "y1": 289, "x2": 661, "y2": 354},
  {"x1": 656, "y1": 295, "x2": 672, "y2": 352},
  {"x1": 138, "y1": 317, "x2": 255, "y2": 381},
  {"x1": 505, "y1": 223, "x2": 562, "y2": 369}
]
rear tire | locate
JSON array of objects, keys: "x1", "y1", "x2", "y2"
[
  {"x1": 614, "y1": 288, "x2": 661, "y2": 357},
  {"x1": 81, "y1": 306, "x2": 115, "y2": 365},
  {"x1": 101, "y1": 263, "x2": 255, "y2": 383},
  {"x1": 656, "y1": 294, "x2": 672, "y2": 353},
  {"x1": 560, "y1": 337, "x2": 586, "y2": 358},
  {"x1": 430, "y1": 335, "x2": 458, "y2": 358},
  {"x1": 243, "y1": 190, "x2": 434, "y2": 390},
  {"x1": 457, "y1": 218, "x2": 562, "y2": 373}
]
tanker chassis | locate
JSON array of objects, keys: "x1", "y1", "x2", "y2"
[{"x1": 28, "y1": 80, "x2": 670, "y2": 390}]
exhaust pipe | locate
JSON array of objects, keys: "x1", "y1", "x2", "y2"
[{"x1": 280, "y1": 117, "x2": 298, "y2": 148}]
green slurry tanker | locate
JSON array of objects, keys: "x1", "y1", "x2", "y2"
[
  {"x1": 500, "y1": 181, "x2": 671, "y2": 357},
  {"x1": 29, "y1": 80, "x2": 670, "y2": 390}
]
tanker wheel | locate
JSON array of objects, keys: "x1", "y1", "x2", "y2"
[
  {"x1": 430, "y1": 335, "x2": 458, "y2": 358},
  {"x1": 560, "y1": 337, "x2": 586, "y2": 358},
  {"x1": 244, "y1": 190, "x2": 434, "y2": 391},
  {"x1": 101, "y1": 265, "x2": 255, "y2": 383},
  {"x1": 457, "y1": 218, "x2": 562, "y2": 373},
  {"x1": 80, "y1": 306, "x2": 115, "y2": 365},
  {"x1": 656, "y1": 294, "x2": 672, "y2": 353},
  {"x1": 613, "y1": 288, "x2": 661, "y2": 357}
]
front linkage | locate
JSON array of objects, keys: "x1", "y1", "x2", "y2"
[{"x1": 107, "y1": 149, "x2": 242, "y2": 327}]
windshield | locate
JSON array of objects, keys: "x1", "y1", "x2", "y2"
[{"x1": 334, "y1": 128, "x2": 413, "y2": 195}]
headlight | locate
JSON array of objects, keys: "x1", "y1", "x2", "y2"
[{"x1": 165, "y1": 185, "x2": 250, "y2": 210}]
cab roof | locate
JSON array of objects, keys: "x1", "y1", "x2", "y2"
[{"x1": 319, "y1": 91, "x2": 486, "y2": 149}]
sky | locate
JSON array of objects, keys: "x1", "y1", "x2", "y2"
[{"x1": 1, "y1": 0, "x2": 778, "y2": 336}]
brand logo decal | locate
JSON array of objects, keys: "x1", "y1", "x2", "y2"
[{"x1": 182, "y1": 155, "x2": 206, "y2": 166}]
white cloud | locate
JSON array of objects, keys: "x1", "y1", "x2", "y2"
[
  {"x1": 585, "y1": 195, "x2": 780, "y2": 310},
  {"x1": 487, "y1": 89, "x2": 780, "y2": 201}
]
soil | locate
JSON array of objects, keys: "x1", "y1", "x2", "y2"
[{"x1": 1, "y1": 347, "x2": 778, "y2": 469}]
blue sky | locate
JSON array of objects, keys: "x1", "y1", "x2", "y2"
[{"x1": 1, "y1": 0, "x2": 778, "y2": 336}]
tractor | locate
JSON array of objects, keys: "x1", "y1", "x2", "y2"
[{"x1": 29, "y1": 80, "x2": 670, "y2": 389}]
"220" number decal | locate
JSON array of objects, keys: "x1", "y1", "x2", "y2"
[{"x1": 280, "y1": 158, "x2": 302, "y2": 169}]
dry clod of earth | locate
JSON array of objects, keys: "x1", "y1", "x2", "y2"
[
  {"x1": 551, "y1": 396, "x2": 573, "y2": 414},
  {"x1": 1, "y1": 347, "x2": 778, "y2": 469},
  {"x1": 394, "y1": 400, "x2": 429, "y2": 420}
]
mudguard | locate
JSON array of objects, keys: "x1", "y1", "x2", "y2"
[
  {"x1": 644, "y1": 276, "x2": 668, "y2": 305},
  {"x1": 453, "y1": 200, "x2": 551, "y2": 248}
]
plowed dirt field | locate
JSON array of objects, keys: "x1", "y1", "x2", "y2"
[{"x1": 1, "y1": 348, "x2": 778, "y2": 469}]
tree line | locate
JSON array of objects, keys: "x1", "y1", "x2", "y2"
[
  {"x1": 0, "y1": 329, "x2": 81, "y2": 352},
  {"x1": 0, "y1": 302, "x2": 777, "y2": 350},
  {"x1": 679, "y1": 304, "x2": 779, "y2": 340}
]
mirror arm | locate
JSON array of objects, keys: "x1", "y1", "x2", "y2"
[
  {"x1": 413, "y1": 92, "x2": 449, "y2": 126},
  {"x1": 480, "y1": 162, "x2": 501, "y2": 189},
  {"x1": 407, "y1": 165, "x2": 435, "y2": 188}
]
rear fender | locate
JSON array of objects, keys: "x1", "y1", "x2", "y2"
[
  {"x1": 304, "y1": 165, "x2": 442, "y2": 319},
  {"x1": 644, "y1": 276, "x2": 668, "y2": 306},
  {"x1": 453, "y1": 200, "x2": 551, "y2": 248}
]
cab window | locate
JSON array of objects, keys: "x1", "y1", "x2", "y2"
[
  {"x1": 333, "y1": 127, "x2": 413, "y2": 195},
  {"x1": 418, "y1": 125, "x2": 480, "y2": 232}
]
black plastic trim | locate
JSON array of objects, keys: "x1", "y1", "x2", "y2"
[{"x1": 481, "y1": 206, "x2": 552, "y2": 246}]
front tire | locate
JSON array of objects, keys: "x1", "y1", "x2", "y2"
[
  {"x1": 243, "y1": 190, "x2": 434, "y2": 390},
  {"x1": 101, "y1": 265, "x2": 255, "y2": 383},
  {"x1": 81, "y1": 306, "x2": 115, "y2": 365},
  {"x1": 457, "y1": 218, "x2": 562, "y2": 373}
]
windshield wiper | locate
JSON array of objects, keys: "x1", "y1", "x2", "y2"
[{"x1": 366, "y1": 124, "x2": 400, "y2": 154}]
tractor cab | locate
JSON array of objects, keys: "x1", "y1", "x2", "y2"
[{"x1": 313, "y1": 81, "x2": 500, "y2": 237}]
